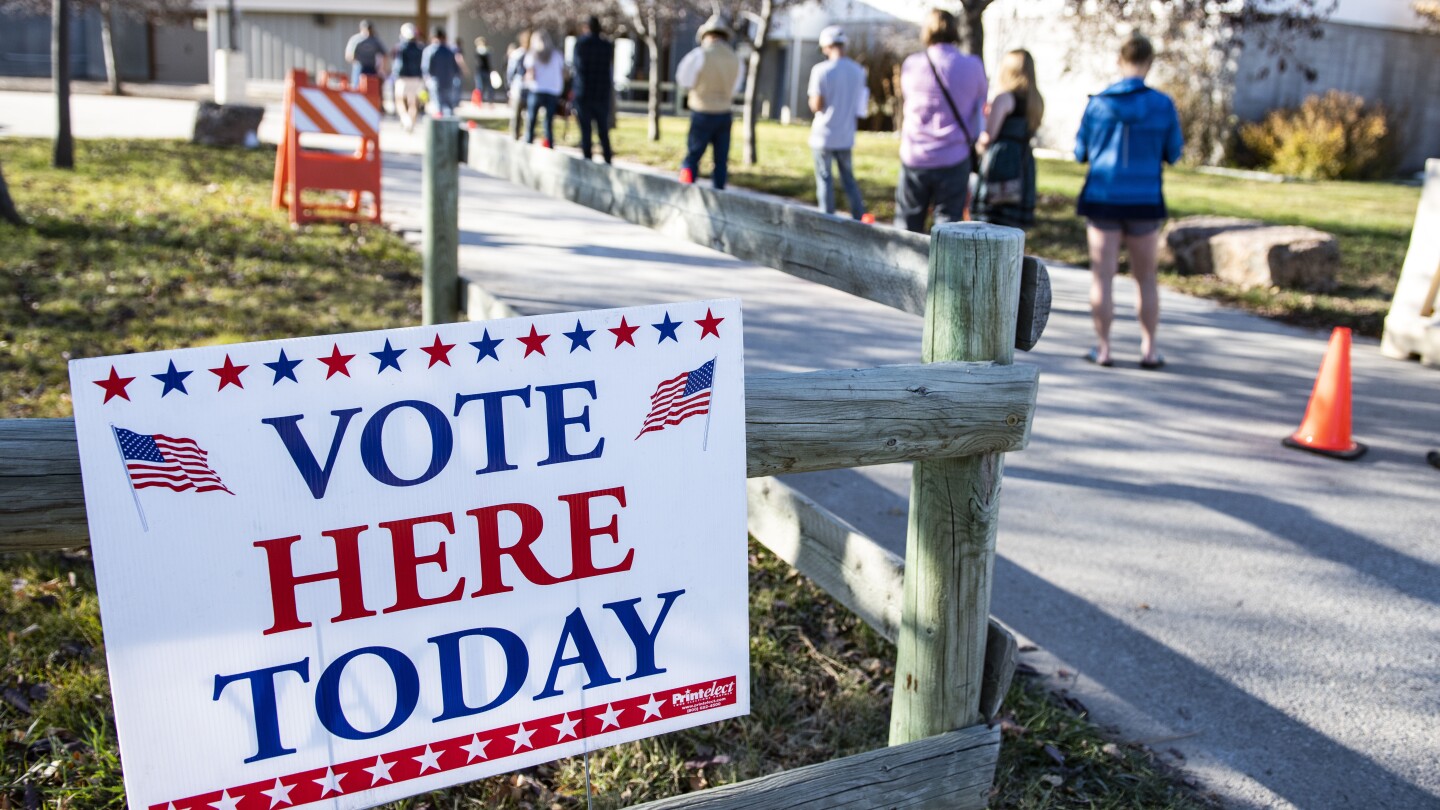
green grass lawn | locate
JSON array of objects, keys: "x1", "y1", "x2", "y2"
[
  {"x1": 505, "y1": 114, "x2": 1419, "y2": 337},
  {"x1": 0, "y1": 138, "x2": 1210, "y2": 809}
]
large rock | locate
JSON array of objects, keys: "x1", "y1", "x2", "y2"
[
  {"x1": 192, "y1": 102, "x2": 265, "y2": 148},
  {"x1": 1162, "y1": 216, "x2": 1264, "y2": 275},
  {"x1": 1210, "y1": 226, "x2": 1340, "y2": 291}
]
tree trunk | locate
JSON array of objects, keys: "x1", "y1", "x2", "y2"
[
  {"x1": 962, "y1": 4, "x2": 985, "y2": 57},
  {"x1": 741, "y1": 0, "x2": 772, "y2": 166},
  {"x1": 0, "y1": 161, "x2": 22, "y2": 226},
  {"x1": 741, "y1": 48, "x2": 761, "y2": 164},
  {"x1": 645, "y1": 33, "x2": 661, "y2": 142},
  {"x1": 100, "y1": 0, "x2": 122, "y2": 95},
  {"x1": 52, "y1": 0, "x2": 74, "y2": 170}
]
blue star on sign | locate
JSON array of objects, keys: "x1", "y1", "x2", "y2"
[
  {"x1": 371, "y1": 339, "x2": 405, "y2": 373},
  {"x1": 564, "y1": 320, "x2": 596, "y2": 353},
  {"x1": 470, "y1": 329, "x2": 503, "y2": 362},
  {"x1": 652, "y1": 312, "x2": 682, "y2": 344},
  {"x1": 151, "y1": 360, "x2": 191, "y2": 397},
  {"x1": 264, "y1": 349, "x2": 302, "y2": 384}
]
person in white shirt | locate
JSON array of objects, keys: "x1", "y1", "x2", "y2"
[
  {"x1": 524, "y1": 29, "x2": 565, "y2": 147},
  {"x1": 808, "y1": 26, "x2": 871, "y2": 221},
  {"x1": 675, "y1": 16, "x2": 742, "y2": 189}
]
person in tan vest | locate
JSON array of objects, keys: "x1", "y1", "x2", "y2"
[{"x1": 676, "y1": 15, "x2": 742, "y2": 189}]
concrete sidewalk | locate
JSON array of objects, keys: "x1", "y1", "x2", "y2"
[
  {"x1": 3, "y1": 90, "x2": 1435, "y2": 807},
  {"x1": 381, "y1": 152, "x2": 1440, "y2": 810}
]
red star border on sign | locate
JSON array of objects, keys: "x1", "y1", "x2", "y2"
[
  {"x1": 319, "y1": 344, "x2": 355, "y2": 379},
  {"x1": 209, "y1": 355, "x2": 248, "y2": 390},
  {"x1": 93, "y1": 366, "x2": 135, "y2": 403},
  {"x1": 518, "y1": 325, "x2": 550, "y2": 358},
  {"x1": 421, "y1": 335, "x2": 456, "y2": 368},
  {"x1": 609, "y1": 316, "x2": 640, "y2": 348},
  {"x1": 695, "y1": 309, "x2": 724, "y2": 339}
]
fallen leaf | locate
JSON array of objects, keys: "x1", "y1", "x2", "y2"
[
  {"x1": 1043, "y1": 744, "x2": 1065, "y2": 765},
  {"x1": 1042, "y1": 774, "x2": 1063, "y2": 787}
]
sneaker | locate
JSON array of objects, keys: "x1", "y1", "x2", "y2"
[
  {"x1": 541, "y1": 138, "x2": 552, "y2": 149},
  {"x1": 679, "y1": 167, "x2": 695, "y2": 184},
  {"x1": 860, "y1": 213, "x2": 875, "y2": 224}
]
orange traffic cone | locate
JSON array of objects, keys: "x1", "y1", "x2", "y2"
[
  {"x1": 1283, "y1": 327, "x2": 1367, "y2": 460},
  {"x1": 472, "y1": 88, "x2": 483, "y2": 106}
]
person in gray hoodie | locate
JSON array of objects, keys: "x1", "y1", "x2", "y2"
[{"x1": 1074, "y1": 33, "x2": 1183, "y2": 370}]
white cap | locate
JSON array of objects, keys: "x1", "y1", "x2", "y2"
[
  {"x1": 400, "y1": 22, "x2": 416, "y2": 40},
  {"x1": 819, "y1": 25, "x2": 846, "y2": 47}
]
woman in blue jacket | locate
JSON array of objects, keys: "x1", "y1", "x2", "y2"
[{"x1": 1074, "y1": 34, "x2": 1183, "y2": 369}]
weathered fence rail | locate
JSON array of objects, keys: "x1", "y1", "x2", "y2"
[
  {"x1": 462, "y1": 128, "x2": 1052, "y2": 352},
  {"x1": 0, "y1": 361, "x2": 1034, "y2": 551}
]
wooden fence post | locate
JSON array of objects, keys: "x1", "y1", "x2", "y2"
[
  {"x1": 422, "y1": 116, "x2": 460, "y2": 325},
  {"x1": 890, "y1": 223, "x2": 1024, "y2": 745}
]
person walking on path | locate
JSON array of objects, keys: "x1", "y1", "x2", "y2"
[
  {"x1": 808, "y1": 25, "x2": 871, "y2": 222},
  {"x1": 972, "y1": 49, "x2": 1043, "y2": 228},
  {"x1": 676, "y1": 15, "x2": 742, "y2": 189},
  {"x1": 1074, "y1": 33, "x2": 1183, "y2": 369},
  {"x1": 895, "y1": 9, "x2": 986, "y2": 233},
  {"x1": 573, "y1": 16, "x2": 616, "y2": 164},
  {"x1": 507, "y1": 32, "x2": 531, "y2": 140},
  {"x1": 525, "y1": 29, "x2": 565, "y2": 147},
  {"x1": 345, "y1": 20, "x2": 387, "y2": 88},
  {"x1": 474, "y1": 37, "x2": 494, "y2": 104},
  {"x1": 421, "y1": 27, "x2": 466, "y2": 117},
  {"x1": 391, "y1": 24, "x2": 425, "y2": 131}
]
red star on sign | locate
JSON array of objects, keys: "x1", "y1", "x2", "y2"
[
  {"x1": 319, "y1": 344, "x2": 355, "y2": 379},
  {"x1": 421, "y1": 334, "x2": 456, "y2": 368},
  {"x1": 518, "y1": 325, "x2": 549, "y2": 357},
  {"x1": 209, "y1": 355, "x2": 249, "y2": 390},
  {"x1": 94, "y1": 366, "x2": 135, "y2": 403},
  {"x1": 609, "y1": 316, "x2": 640, "y2": 348},
  {"x1": 695, "y1": 309, "x2": 724, "y2": 339}
]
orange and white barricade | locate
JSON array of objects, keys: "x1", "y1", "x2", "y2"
[{"x1": 271, "y1": 69, "x2": 383, "y2": 226}]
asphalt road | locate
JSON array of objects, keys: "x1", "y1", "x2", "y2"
[{"x1": 4, "y1": 91, "x2": 1438, "y2": 809}]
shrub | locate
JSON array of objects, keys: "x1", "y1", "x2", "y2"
[{"x1": 1239, "y1": 91, "x2": 1400, "y2": 180}]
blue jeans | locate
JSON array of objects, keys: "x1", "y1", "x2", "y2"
[
  {"x1": 813, "y1": 148, "x2": 866, "y2": 219},
  {"x1": 426, "y1": 79, "x2": 460, "y2": 116},
  {"x1": 527, "y1": 92, "x2": 559, "y2": 144},
  {"x1": 682, "y1": 111, "x2": 733, "y2": 189}
]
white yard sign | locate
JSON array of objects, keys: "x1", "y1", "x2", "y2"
[{"x1": 67, "y1": 300, "x2": 748, "y2": 810}]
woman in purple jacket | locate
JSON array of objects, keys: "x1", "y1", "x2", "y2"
[
  {"x1": 895, "y1": 9, "x2": 987, "y2": 233},
  {"x1": 1074, "y1": 34, "x2": 1183, "y2": 369}
]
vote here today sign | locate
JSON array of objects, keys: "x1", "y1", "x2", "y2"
[{"x1": 67, "y1": 299, "x2": 748, "y2": 810}]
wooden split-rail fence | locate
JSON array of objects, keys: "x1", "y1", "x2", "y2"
[{"x1": 0, "y1": 122, "x2": 1049, "y2": 809}]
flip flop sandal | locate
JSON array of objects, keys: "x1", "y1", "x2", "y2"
[
  {"x1": 1139, "y1": 355, "x2": 1166, "y2": 370},
  {"x1": 1084, "y1": 348, "x2": 1113, "y2": 367}
]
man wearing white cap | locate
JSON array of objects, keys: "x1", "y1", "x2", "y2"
[
  {"x1": 391, "y1": 24, "x2": 425, "y2": 131},
  {"x1": 808, "y1": 25, "x2": 871, "y2": 221},
  {"x1": 676, "y1": 15, "x2": 742, "y2": 189}
]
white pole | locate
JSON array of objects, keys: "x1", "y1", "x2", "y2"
[
  {"x1": 702, "y1": 356, "x2": 717, "y2": 452},
  {"x1": 110, "y1": 425, "x2": 149, "y2": 532}
]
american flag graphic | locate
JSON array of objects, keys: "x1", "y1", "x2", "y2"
[
  {"x1": 637, "y1": 359, "x2": 715, "y2": 439},
  {"x1": 113, "y1": 428, "x2": 232, "y2": 494}
]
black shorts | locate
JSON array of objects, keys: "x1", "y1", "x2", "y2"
[{"x1": 1087, "y1": 217, "x2": 1163, "y2": 236}]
